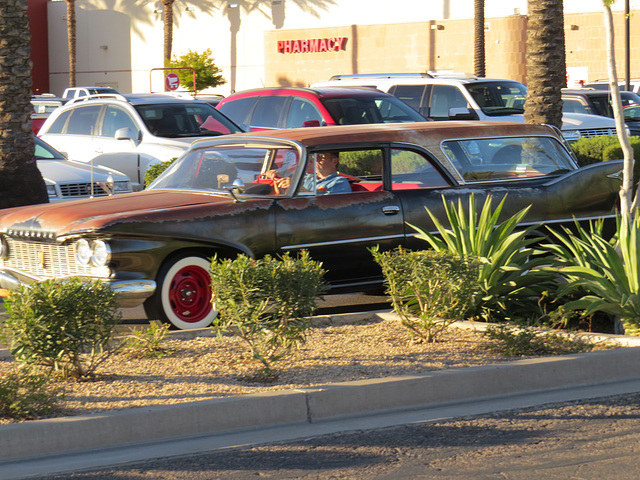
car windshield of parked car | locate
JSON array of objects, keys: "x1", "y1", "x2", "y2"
[
  {"x1": 134, "y1": 103, "x2": 243, "y2": 138},
  {"x1": 321, "y1": 95, "x2": 427, "y2": 124},
  {"x1": 464, "y1": 81, "x2": 527, "y2": 116},
  {"x1": 441, "y1": 135, "x2": 575, "y2": 181},
  {"x1": 148, "y1": 145, "x2": 300, "y2": 194}
]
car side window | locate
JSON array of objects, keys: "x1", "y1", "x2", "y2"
[
  {"x1": 217, "y1": 97, "x2": 258, "y2": 125},
  {"x1": 101, "y1": 105, "x2": 139, "y2": 137},
  {"x1": 428, "y1": 85, "x2": 470, "y2": 121},
  {"x1": 286, "y1": 98, "x2": 322, "y2": 127},
  {"x1": 389, "y1": 85, "x2": 427, "y2": 115},
  {"x1": 64, "y1": 105, "x2": 102, "y2": 135},
  {"x1": 336, "y1": 149, "x2": 384, "y2": 192},
  {"x1": 562, "y1": 99, "x2": 590, "y2": 114},
  {"x1": 45, "y1": 109, "x2": 72, "y2": 134},
  {"x1": 251, "y1": 96, "x2": 289, "y2": 128},
  {"x1": 390, "y1": 149, "x2": 449, "y2": 190}
]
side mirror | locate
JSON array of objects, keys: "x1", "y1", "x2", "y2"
[
  {"x1": 449, "y1": 107, "x2": 477, "y2": 120},
  {"x1": 302, "y1": 120, "x2": 321, "y2": 128},
  {"x1": 115, "y1": 127, "x2": 138, "y2": 143}
]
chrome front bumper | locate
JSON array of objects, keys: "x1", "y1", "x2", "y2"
[{"x1": 0, "y1": 270, "x2": 156, "y2": 308}]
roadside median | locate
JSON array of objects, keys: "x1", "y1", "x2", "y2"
[{"x1": 1, "y1": 311, "x2": 640, "y2": 464}]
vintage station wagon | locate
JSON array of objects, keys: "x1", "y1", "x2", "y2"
[{"x1": 0, "y1": 121, "x2": 623, "y2": 329}]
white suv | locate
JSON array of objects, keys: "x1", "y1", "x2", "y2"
[
  {"x1": 312, "y1": 73, "x2": 621, "y2": 142},
  {"x1": 38, "y1": 93, "x2": 244, "y2": 190}
]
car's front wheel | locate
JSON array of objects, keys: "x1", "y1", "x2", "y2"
[{"x1": 144, "y1": 256, "x2": 217, "y2": 330}]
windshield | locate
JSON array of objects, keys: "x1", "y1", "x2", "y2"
[
  {"x1": 134, "y1": 103, "x2": 243, "y2": 138},
  {"x1": 148, "y1": 144, "x2": 300, "y2": 195},
  {"x1": 464, "y1": 81, "x2": 527, "y2": 116},
  {"x1": 322, "y1": 95, "x2": 427, "y2": 124}
]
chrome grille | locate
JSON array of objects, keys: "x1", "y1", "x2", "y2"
[
  {"x1": 579, "y1": 128, "x2": 617, "y2": 138},
  {"x1": 59, "y1": 183, "x2": 109, "y2": 198},
  {"x1": 3, "y1": 237, "x2": 93, "y2": 278}
]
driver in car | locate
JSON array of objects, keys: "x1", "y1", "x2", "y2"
[{"x1": 266, "y1": 151, "x2": 351, "y2": 195}]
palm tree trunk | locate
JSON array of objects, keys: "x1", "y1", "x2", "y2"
[
  {"x1": 524, "y1": 0, "x2": 565, "y2": 129},
  {"x1": 163, "y1": 0, "x2": 175, "y2": 66},
  {"x1": 0, "y1": 0, "x2": 49, "y2": 208},
  {"x1": 65, "y1": 0, "x2": 76, "y2": 87},
  {"x1": 474, "y1": 0, "x2": 485, "y2": 77}
]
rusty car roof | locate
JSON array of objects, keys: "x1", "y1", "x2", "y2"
[{"x1": 202, "y1": 121, "x2": 562, "y2": 149}]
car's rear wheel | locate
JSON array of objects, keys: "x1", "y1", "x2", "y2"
[{"x1": 144, "y1": 256, "x2": 217, "y2": 330}]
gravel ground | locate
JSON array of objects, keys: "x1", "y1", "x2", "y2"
[{"x1": 0, "y1": 315, "x2": 613, "y2": 423}]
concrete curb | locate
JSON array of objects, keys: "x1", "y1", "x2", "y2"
[{"x1": 2, "y1": 312, "x2": 640, "y2": 463}]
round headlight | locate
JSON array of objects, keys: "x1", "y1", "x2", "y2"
[
  {"x1": 75, "y1": 239, "x2": 92, "y2": 265},
  {"x1": 91, "y1": 240, "x2": 110, "y2": 266}
]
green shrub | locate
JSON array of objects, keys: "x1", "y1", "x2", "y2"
[
  {"x1": 483, "y1": 323, "x2": 593, "y2": 357},
  {"x1": 121, "y1": 321, "x2": 173, "y2": 359},
  {"x1": 570, "y1": 135, "x2": 619, "y2": 166},
  {"x1": 602, "y1": 137, "x2": 640, "y2": 185},
  {"x1": 210, "y1": 251, "x2": 326, "y2": 378},
  {"x1": 410, "y1": 194, "x2": 556, "y2": 322},
  {"x1": 0, "y1": 367, "x2": 64, "y2": 420},
  {"x1": 145, "y1": 158, "x2": 177, "y2": 187},
  {"x1": 372, "y1": 247, "x2": 480, "y2": 343},
  {"x1": 0, "y1": 278, "x2": 122, "y2": 379}
]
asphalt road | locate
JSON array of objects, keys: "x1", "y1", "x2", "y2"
[{"x1": 27, "y1": 392, "x2": 640, "y2": 480}]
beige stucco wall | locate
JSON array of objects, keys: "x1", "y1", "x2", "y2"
[
  {"x1": 264, "y1": 15, "x2": 527, "y2": 87},
  {"x1": 45, "y1": 0, "x2": 640, "y2": 97}
]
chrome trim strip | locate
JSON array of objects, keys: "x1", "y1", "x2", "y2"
[{"x1": 281, "y1": 234, "x2": 405, "y2": 250}]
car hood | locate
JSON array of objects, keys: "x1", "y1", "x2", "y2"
[
  {"x1": 37, "y1": 160, "x2": 129, "y2": 184},
  {"x1": 0, "y1": 189, "x2": 271, "y2": 238},
  {"x1": 560, "y1": 112, "x2": 617, "y2": 128},
  {"x1": 501, "y1": 112, "x2": 616, "y2": 129}
]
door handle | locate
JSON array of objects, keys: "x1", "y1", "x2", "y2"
[{"x1": 382, "y1": 206, "x2": 400, "y2": 215}]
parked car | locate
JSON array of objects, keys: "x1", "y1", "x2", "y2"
[
  {"x1": 215, "y1": 86, "x2": 428, "y2": 131},
  {"x1": 584, "y1": 80, "x2": 640, "y2": 94},
  {"x1": 35, "y1": 137, "x2": 132, "y2": 202},
  {"x1": 561, "y1": 88, "x2": 640, "y2": 136},
  {"x1": 311, "y1": 73, "x2": 622, "y2": 142},
  {"x1": 61, "y1": 86, "x2": 119, "y2": 103},
  {"x1": 31, "y1": 94, "x2": 64, "y2": 134},
  {"x1": 38, "y1": 93, "x2": 244, "y2": 190},
  {"x1": 0, "y1": 121, "x2": 622, "y2": 329}
]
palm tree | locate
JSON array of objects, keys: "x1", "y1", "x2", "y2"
[
  {"x1": 524, "y1": 0, "x2": 565, "y2": 129},
  {"x1": 65, "y1": 0, "x2": 76, "y2": 87},
  {"x1": 0, "y1": 0, "x2": 48, "y2": 208},
  {"x1": 163, "y1": 0, "x2": 176, "y2": 65},
  {"x1": 474, "y1": 0, "x2": 485, "y2": 77}
]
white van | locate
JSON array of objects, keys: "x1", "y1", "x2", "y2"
[{"x1": 312, "y1": 73, "x2": 621, "y2": 142}]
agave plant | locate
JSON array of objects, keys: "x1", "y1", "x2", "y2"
[
  {"x1": 409, "y1": 193, "x2": 554, "y2": 321},
  {"x1": 545, "y1": 214, "x2": 640, "y2": 335}
]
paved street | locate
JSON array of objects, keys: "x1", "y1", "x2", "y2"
[{"x1": 26, "y1": 392, "x2": 640, "y2": 479}]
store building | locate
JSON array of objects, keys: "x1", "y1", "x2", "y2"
[{"x1": 30, "y1": 0, "x2": 640, "y2": 97}]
